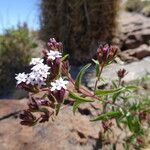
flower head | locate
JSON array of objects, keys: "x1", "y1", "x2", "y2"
[
  {"x1": 26, "y1": 63, "x2": 50, "y2": 87},
  {"x1": 47, "y1": 50, "x2": 62, "y2": 60},
  {"x1": 15, "y1": 72, "x2": 28, "y2": 85},
  {"x1": 97, "y1": 44, "x2": 118, "y2": 63},
  {"x1": 30, "y1": 58, "x2": 44, "y2": 65},
  {"x1": 51, "y1": 77, "x2": 68, "y2": 91},
  {"x1": 47, "y1": 38, "x2": 63, "y2": 52},
  {"x1": 117, "y1": 68, "x2": 127, "y2": 79}
]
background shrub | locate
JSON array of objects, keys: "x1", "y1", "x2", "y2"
[
  {"x1": 142, "y1": 5, "x2": 150, "y2": 17},
  {"x1": 0, "y1": 24, "x2": 37, "y2": 97},
  {"x1": 125, "y1": 0, "x2": 143, "y2": 12}
]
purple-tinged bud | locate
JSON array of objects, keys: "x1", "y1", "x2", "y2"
[
  {"x1": 19, "y1": 110, "x2": 37, "y2": 126},
  {"x1": 39, "y1": 110, "x2": 51, "y2": 123},
  {"x1": 42, "y1": 49, "x2": 48, "y2": 57},
  {"x1": 28, "y1": 98, "x2": 39, "y2": 111},
  {"x1": 47, "y1": 38, "x2": 63, "y2": 52},
  {"x1": 108, "y1": 46, "x2": 118, "y2": 61},
  {"x1": 136, "y1": 137, "x2": 143, "y2": 145},
  {"x1": 56, "y1": 88, "x2": 65, "y2": 103},
  {"x1": 103, "y1": 44, "x2": 110, "y2": 60},
  {"x1": 50, "y1": 88, "x2": 65, "y2": 104},
  {"x1": 62, "y1": 60, "x2": 70, "y2": 76},
  {"x1": 17, "y1": 83, "x2": 39, "y2": 93},
  {"x1": 139, "y1": 111, "x2": 147, "y2": 120},
  {"x1": 46, "y1": 58, "x2": 53, "y2": 68},
  {"x1": 102, "y1": 120, "x2": 113, "y2": 132},
  {"x1": 97, "y1": 44, "x2": 118, "y2": 64},
  {"x1": 48, "y1": 90, "x2": 56, "y2": 102},
  {"x1": 48, "y1": 58, "x2": 61, "y2": 79},
  {"x1": 117, "y1": 69, "x2": 127, "y2": 79},
  {"x1": 39, "y1": 99, "x2": 50, "y2": 106}
]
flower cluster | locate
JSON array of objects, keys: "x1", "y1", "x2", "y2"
[
  {"x1": 97, "y1": 44, "x2": 118, "y2": 64},
  {"x1": 51, "y1": 77, "x2": 68, "y2": 91},
  {"x1": 15, "y1": 58, "x2": 50, "y2": 88},
  {"x1": 16, "y1": 38, "x2": 69, "y2": 125},
  {"x1": 47, "y1": 50, "x2": 62, "y2": 60}
]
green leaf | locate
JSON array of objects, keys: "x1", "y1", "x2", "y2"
[
  {"x1": 111, "y1": 80, "x2": 118, "y2": 88},
  {"x1": 91, "y1": 111, "x2": 122, "y2": 121},
  {"x1": 126, "y1": 115, "x2": 141, "y2": 134},
  {"x1": 75, "y1": 63, "x2": 91, "y2": 90},
  {"x1": 69, "y1": 92, "x2": 94, "y2": 114},
  {"x1": 69, "y1": 92, "x2": 94, "y2": 102},
  {"x1": 95, "y1": 87, "x2": 124, "y2": 96},
  {"x1": 125, "y1": 85, "x2": 138, "y2": 91},
  {"x1": 92, "y1": 59, "x2": 100, "y2": 77},
  {"x1": 61, "y1": 54, "x2": 69, "y2": 61},
  {"x1": 55, "y1": 103, "x2": 61, "y2": 116},
  {"x1": 112, "y1": 91, "x2": 122, "y2": 103},
  {"x1": 73, "y1": 101, "x2": 82, "y2": 114}
]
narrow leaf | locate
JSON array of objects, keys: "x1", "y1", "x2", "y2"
[
  {"x1": 69, "y1": 92, "x2": 94, "y2": 102},
  {"x1": 69, "y1": 92, "x2": 94, "y2": 114},
  {"x1": 91, "y1": 111, "x2": 122, "y2": 121},
  {"x1": 61, "y1": 54, "x2": 69, "y2": 61},
  {"x1": 95, "y1": 88, "x2": 124, "y2": 96},
  {"x1": 125, "y1": 85, "x2": 138, "y2": 91},
  {"x1": 92, "y1": 59, "x2": 100, "y2": 77},
  {"x1": 75, "y1": 63, "x2": 91, "y2": 90},
  {"x1": 73, "y1": 101, "x2": 82, "y2": 114}
]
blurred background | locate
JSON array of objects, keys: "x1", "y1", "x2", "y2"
[
  {"x1": 1, "y1": 0, "x2": 150, "y2": 98},
  {"x1": 0, "y1": 0, "x2": 150, "y2": 149}
]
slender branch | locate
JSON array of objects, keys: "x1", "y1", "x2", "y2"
[{"x1": 94, "y1": 63, "x2": 105, "y2": 93}]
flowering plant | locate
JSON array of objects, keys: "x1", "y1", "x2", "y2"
[{"x1": 16, "y1": 38, "x2": 149, "y2": 148}]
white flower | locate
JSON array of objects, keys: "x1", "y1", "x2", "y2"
[
  {"x1": 26, "y1": 63, "x2": 50, "y2": 87},
  {"x1": 47, "y1": 50, "x2": 62, "y2": 60},
  {"x1": 51, "y1": 77, "x2": 68, "y2": 91},
  {"x1": 28, "y1": 63, "x2": 50, "y2": 86},
  {"x1": 30, "y1": 58, "x2": 44, "y2": 65},
  {"x1": 26, "y1": 72, "x2": 36, "y2": 85},
  {"x1": 26, "y1": 72, "x2": 47, "y2": 87},
  {"x1": 31, "y1": 63, "x2": 50, "y2": 74},
  {"x1": 15, "y1": 72, "x2": 28, "y2": 85}
]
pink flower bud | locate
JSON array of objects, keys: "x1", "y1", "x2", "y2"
[{"x1": 117, "y1": 69, "x2": 127, "y2": 79}]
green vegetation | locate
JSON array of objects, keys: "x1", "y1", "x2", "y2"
[
  {"x1": 125, "y1": 0, "x2": 143, "y2": 12},
  {"x1": 0, "y1": 24, "x2": 37, "y2": 97},
  {"x1": 142, "y1": 5, "x2": 150, "y2": 17},
  {"x1": 125, "y1": 0, "x2": 150, "y2": 17}
]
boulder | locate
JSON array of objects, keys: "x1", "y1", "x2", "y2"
[
  {"x1": 0, "y1": 100, "x2": 103, "y2": 150},
  {"x1": 87, "y1": 57, "x2": 150, "y2": 89},
  {"x1": 119, "y1": 44, "x2": 150, "y2": 62},
  {"x1": 119, "y1": 11, "x2": 150, "y2": 50}
]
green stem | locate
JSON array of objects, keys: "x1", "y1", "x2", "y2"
[{"x1": 94, "y1": 63, "x2": 105, "y2": 93}]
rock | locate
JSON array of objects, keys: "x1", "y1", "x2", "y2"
[
  {"x1": 119, "y1": 44, "x2": 150, "y2": 62},
  {"x1": 119, "y1": 11, "x2": 150, "y2": 50},
  {"x1": 0, "y1": 99, "x2": 103, "y2": 150},
  {"x1": 87, "y1": 57, "x2": 150, "y2": 89}
]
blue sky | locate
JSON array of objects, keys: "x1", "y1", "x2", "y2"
[{"x1": 0, "y1": 0, "x2": 39, "y2": 34}]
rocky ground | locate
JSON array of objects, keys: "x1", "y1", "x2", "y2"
[
  {"x1": 0, "y1": 11, "x2": 150, "y2": 150},
  {"x1": 0, "y1": 100, "x2": 102, "y2": 150}
]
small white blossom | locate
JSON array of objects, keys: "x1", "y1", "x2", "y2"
[
  {"x1": 15, "y1": 72, "x2": 28, "y2": 85},
  {"x1": 26, "y1": 72, "x2": 47, "y2": 87},
  {"x1": 30, "y1": 58, "x2": 44, "y2": 65},
  {"x1": 31, "y1": 63, "x2": 50, "y2": 73},
  {"x1": 47, "y1": 50, "x2": 62, "y2": 60},
  {"x1": 26, "y1": 63, "x2": 50, "y2": 87},
  {"x1": 26, "y1": 72, "x2": 36, "y2": 85},
  {"x1": 51, "y1": 77, "x2": 68, "y2": 91}
]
